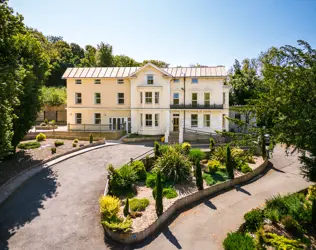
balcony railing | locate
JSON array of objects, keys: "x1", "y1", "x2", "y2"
[
  {"x1": 68, "y1": 123, "x2": 126, "y2": 132},
  {"x1": 170, "y1": 103, "x2": 224, "y2": 109}
]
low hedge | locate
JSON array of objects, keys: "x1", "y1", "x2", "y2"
[{"x1": 17, "y1": 141, "x2": 41, "y2": 150}]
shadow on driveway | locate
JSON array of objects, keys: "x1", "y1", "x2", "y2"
[{"x1": 0, "y1": 168, "x2": 58, "y2": 250}]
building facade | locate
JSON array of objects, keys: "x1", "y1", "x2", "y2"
[{"x1": 62, "y1": 63, "x2": 229, "y2": 142}]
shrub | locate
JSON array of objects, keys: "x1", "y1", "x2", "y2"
[
  {"x1": 72, "y1": 143, "x2": 77, "y2": 147},
  {"x1": 281, "y1": 215, "x2": 301, "y2": 233},
  {"x1": 129, "y1": 198, "x2": 150, "y2": 212},
  {"x1": 36, "y1": 133, "x2": 46, "y2": 141},
  {"x1": 223, "y1": 232, "x2": 255, "y2": 250},
  {"x1": 188, "y1": 149, "x2": 205, "y2": 163},
  {"x1": 243, "y1": 208, "x2": 264, "y2": 232},
  {"x1": 260, "y1": 232, "x2": 302, "y2": 249},
  {"x1": 154, "y1": 141, "x2": 161, "y2": 158},
  {"x1": 101, "y1": 216, "x2": 132, "y2": 232},
  {"x1": 195, "y1": 160, "x2": 203, "y2": 190},
  {"x1": 209, "y1": 137, "x2": 215, "y2": 157},
  {"x1": 130, "y1": 160, "x2": 146, "y2": 181},
  {"x1": 207, "y1": 159, "x2": 220, "y2": 174},
  {"x1": 108, "y1": 164, "x2": 138, "y2": 191},
  {"x1": 146, "y1": 172, "x2": 157, "y2": 188},
  {"x1": 264, "y1": 208, "x2": 280, "y2": 223},
  {"x1": 213, "y1": 146, "x2": 227, "y2": 162},
  {"x1": 51, "y1": 147, "x2": 56, "y2": 154},
  {"x1": 202, "y1": 173, "x2": 216, "y2": 186},
  {"x1": 54, "y1": 140, "x2": 64, "y2": 147},
  {"x1": 123, "y1": 198, "x2": 129, "y2": 216},
  {"x1": 73, "y1": 139, "x2": 79, "y2": 143},
  {"x1": 159, "y1": 144, "x2": 170, "y2": 155},
  {"x1": 17, "y1": 141, "x2": 40, "y2": 150},
  {"x1": 144, "y1": 155, "x2": 151, "y2": 171},
  {"x1": 155, "y1": 171, "x2": 163, "y2": 216},
  {"x1": 226, "y1": 145, "x2": 234, "y2": 179},
  {"x1": 89, "y1": 133, "x2": 93, "y2": 143},
  {"x1": 163, "y1": 187, "x2": 178, "y2": 199},
  {"x1": 307, "y1": 185, "x2": 316, "y2": 201},
  {"x1": 181, "y1": 142, "x2": 191, "y2": 155},
  {"x1": 155, "y1": 147, "x2": 191, "y2": 183},
  {"x1": 99, "y1": 195, "x2": 120, "y2": 219},
  {"x1": 49, "y1": 120, "x2": 56, "y2": 125},
  {"x1": 44, "y1": 118, "x2": 48, "y2": 124}
]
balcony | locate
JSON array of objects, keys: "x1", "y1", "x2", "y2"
[{"x1": 170, "y1": 103, "x2": 224, "y2": 109}]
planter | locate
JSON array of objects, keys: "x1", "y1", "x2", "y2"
[
  {"x1": 101, "y1": 158, "x2": 269, "y2": 244},
  {"x1": 35, "y1": 125, "x2": 58, "y2": 130}
]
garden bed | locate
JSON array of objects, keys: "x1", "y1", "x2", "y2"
[
  {"x1": 100, "y1": 141, "x2": 267, "y2": 242},
  {"x1": 35, "y1": 125, "x2": 58, "y2": 130},
  {"x1": 0, "y1": 138, "x2": 88, "y2": 187}
]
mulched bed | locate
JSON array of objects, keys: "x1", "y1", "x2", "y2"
[{"x1": 0, "y1": 139, "x2": 88, "y2": 187}]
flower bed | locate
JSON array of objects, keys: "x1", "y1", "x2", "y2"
[{"x1": 100, "y1": 141, "x2": 267, "y2": 243}]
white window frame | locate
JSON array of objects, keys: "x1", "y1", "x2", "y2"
[
  {"x1": 94, "y1": 79, "x2": 101, "y2": 84},
  {"x1": 191, "y1": 114, "x2": 198, "y2": 127},
  {"x1": 75, "y1": 113, "x2": 82, "y2": 124},
  {"x1": 173, "y1": 92, "x2": 179, "y2": 105},
  {"x1": 145, "y1": 92, "x2": 152, "y2": 104},
  {"x1": 155, "y1": 92, "x2": 159, "y2": 104},
  {"x1": 75, "y1": 93, "x2": 82, "y2": 104},
  {"x1": 145, "y1": 114, "x2": 152, "y2": 127},
  {"x1": 191, "y1": 78, "x2": 198, "y2": 84},
  {"x1": 94, "y1": 113, "x2": 101, "y2": 124},
  {"x1": 204, "y1": 114, "x2": 211, "y2": 127},
  {"x1": 204, "y1": 92, "x2": 210, "y2": 106},
  {"x1": 140, "y1": 114, "x2": 143, "y2": 127},
  {"x1": 155, "y1": 114, "x2": 159, "y2": 127},
  {"x1": 117, "y1": 93, "x2": 124, "y2": 105},
  {"x1": 94, "y1": 93, "x2": 101, "y2": 104},
  {"x1": 75, "y1": 79, "x2": 81, "y2": 84},
  {"x1": 147, "y1": 75, "x2": 154, "y2": 85},
  {"x1": 140, "y1": 92, "x2": 143, "y2": 104},
  {"x1": 117, "y1": 79, "x2": 124, "y2": 84}
]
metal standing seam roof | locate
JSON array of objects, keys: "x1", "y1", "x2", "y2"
[{"x1": 62, "y1": 66, "x2": 227, "y2": 79}]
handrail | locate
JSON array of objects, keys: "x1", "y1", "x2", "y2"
[
  {"x1": 170, "y1": 104, "x2": 223, "y2": 109},
  {"x1": 130, "y1": 148, "x2": 154, "y2": 163},
  {"x1": 184, "y1": 128, "x2": 216, "y2": 136}
]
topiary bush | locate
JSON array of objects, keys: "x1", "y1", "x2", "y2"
[
  {"x1": 73, "y1": 139, "x2": 79, "y2": 143},
  {"x1": 130, "y1": 160, "x2": 146, "y2": 181},
  {"x1": 223, "y1": 232, "x2": 255, "y2": 250},
  {"x1": 154, "y1": 147, "x2": 191, "y2": 183},
  {"x1": 17, "y1": 141, "x2": 41, "y2": 150},
  {"x1": 123, "y1": 198, "x2": 129, "y2": 216},
  {"x1": 196, "y1": 160, "x2": 203, "y2": 190},
  {"x1": 243, "y1": 208, "x2": 264, "y2": 232},
  {"x1": 154, "y1": 141, "x2": 161, "y2": 158},
  {"x1": 226, "y1": 145, "x2": 234, "y2": 179},
  {"x1": 72, "y1": 142, "x2": 77, "y2": 147},
  {"x1": 209, "y1": 137, "x2": 215, "y2": 157},
  {"x1": 207, "y1": 159, "x2": 221, "y2": 174},
  {"x1": 51, "y1": 147, "x2": 56, "y2": 154},
  {"x1": 129, "y1": 198, "x2": 150, "y2": 212},
  {"x1": 155, "y1": 171, "x2": 163, "y2": 216},
  {"x1": 89, "y1": 133, "x2": 93, "y2": 143},
  {"x1": 54, "y1": 140, "x2": 64, "y2": 147},
  {"x1": 99, "y1": 195, "x2": 120, "y2": 219},
  {"x1": 181, "y1": 142, "x2": 191, "y2": 155},
  {"x1": 36, "y1": 133, "x2": 46, "y2": 142},
  {"x1": 188, "y1": 149, "x2": 205, "y2": 163}
]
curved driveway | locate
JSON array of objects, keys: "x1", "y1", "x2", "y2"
[{"x1": 0, "y1": 144, "x2": 152, "y2": 250}]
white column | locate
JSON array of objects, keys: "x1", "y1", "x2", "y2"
[
  {"x1": 179, "y1": 118, "x2": 184, "y2": 143},
  {"x1": 164, "y1": 110, "x2": 170, "y2": 143}
]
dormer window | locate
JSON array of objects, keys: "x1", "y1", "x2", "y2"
[
  {"x1": 192, "y1": 78, "x2": 198, "y2": 84},
  {"x1": 117, "y1": 79, "x2": 124, "y2": 84},
  {"x1": 147, "y1": 75, "x2": 154, "y2": 84}
]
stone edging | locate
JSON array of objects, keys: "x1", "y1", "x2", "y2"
[
  {"x1": 123, "y1": 137, "x2": 162, "y2": 142},
  {"x1": 0, "y1": 140, "x2": 112, "y2": 206},
  {"x1": 102, "y1": 158, "x2": 269, "y2": 244}
]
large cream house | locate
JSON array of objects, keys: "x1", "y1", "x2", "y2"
[{"x1": 62, "y1": 63, "x2": 229, "y2": 142}]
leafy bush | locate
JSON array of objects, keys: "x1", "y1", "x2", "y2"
[
  {"x1": 213, "y1": 146, "x2": 227, "y2": 162},
  {"x1": 129, "y1": 198, "x2": 150, "y2": 212},
  {"x1": 155, "y1": 147, "x2": 191, "y2": 183},
  {"x1": 99, "y1": 195, "x2": 120, "y2": 219},
  {"x1": 260, "y1": 232, "x2": 302, "y2": 249},
  {"x1": 207, "y1": 159, "x2": 220, "y2": 174},
  {"x1": 17, "y1": 141, "x2": 41, "y2": 149},
  {"x1": 181, "y1": 142, "x2": 191, "y2": 155},
  {"x1": 41, "y1": 86, "x2": 67, "y2": 107},
  {"x1": 188, "y1": 149, "x2": 205, "y2": 163},
  {"x1": 89, "y1": 133, "x2": 93, "y2": 143},
  {"x1": 241, "y1": 164, "x2": 252, "y2": 173},
  {"x1": 223, "y1": 232, "x2": 255, "y2": 250},
  {"x1": 202, "y1": 173, "x2": 216, "y2": 186},
  {"x1": 264, "y1": 208, "x2": 280, "y2": 223},
  {"x1": 130, "y1": 160, "x2": 146, "y2": 181},
  {"x1": 163, "y1": 187, "x2": 178, "y2": 199},
  {"x1": 146, "y1": 172, "x2": 157, "y2": 188},
  {"x1": 159, "y1": 144, "x2": 170, "y2": 155},
  {"x1": 243, "y1": 208, "x2": 264, "y2": 232},
  {"x1": 36, "y1": 133, "x2": 46, "y2": 141},
  {"x1": 54, "y1": 140, "x2": 64, "y2": 147},
  {"x1": 73, "y1": 139, "x2": 79, "y2": 143},
  {"x1": 108, "y1": 164, "x2": 137, "y2": 191},
  {"x1": 49, "y1": 120, "x2": 56, "y2": 125},
  {"x1": 51, "y1": 147, "x2": 56, "y2": 154},
  {"x1": 72, "y1": 143, "x2": 77, "y2": 147},
  {"x1": 101, "y1": 216, "x2": 132, "y2": 232}
]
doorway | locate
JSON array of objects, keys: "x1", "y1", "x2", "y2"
[
  {"x1": 173, "y1": 117, "x2": 179, "y2": 132},
  {"x1": 110, "y1": 117, "x2": 126, "y2": 131}
]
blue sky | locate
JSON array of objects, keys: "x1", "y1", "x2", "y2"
[{"x1": 9, "y1": 0, "x2": 316, "y2": 68}]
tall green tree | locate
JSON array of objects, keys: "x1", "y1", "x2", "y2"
[
  {"x1": 195, "y1": 160, "x2": 203, "y2": 190},
  {"x1": 113, "y1": 55, "x2": 140, "y2": 67},
  {"x1": 155, "y1": 171, "x2": 163, "y2": 216},
  {"x1": 96, "y1": 42, "x2": 113, "y2": 67},
  {"x1": 80, "y1": 45, "x2": 97, "y2": 67},
  {"x1": 142, "y1": 60, "x2": 169, "y2": 68},
  {"x1": 258, "y1": 40, "x2": 316, "y2": 181}
]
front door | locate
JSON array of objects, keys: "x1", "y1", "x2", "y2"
[{"x1": 173, "y1": 117, "x2": 179, "y2": 132}]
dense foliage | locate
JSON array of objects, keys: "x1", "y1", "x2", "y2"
[
  {"x1": 195, "y1": 160, "x2": 203, "y2": 190},
  {"x1": 226, "y1": 146, "x2": 234, "y2": 179},
  {"x1": 223, "y1": 232, "x2": 255, "y2": 250},
  {"x1": 41, "y1": 86, "x2": 66, "y2": 106},
  {"x1": 155, "y1": 171, "x2": 163, "y2": 216},
  {"x1": 17, "y1": 141, "x2": 41, "y2": 150},
  {"x1": 188, "y1": 149, "x2": 205, "y2": 163},
  {"x1": 129, "y1": 198, "x2": 150, "y2": 212}
]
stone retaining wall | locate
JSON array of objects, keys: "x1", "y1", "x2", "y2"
[
  {"x1": 123, "y1": 137, "x2": 162, "y2": 143},
  {"x1": 102, "y1": 158, "x2": 269, "y2": 244}
]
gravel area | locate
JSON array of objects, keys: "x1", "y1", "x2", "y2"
[{"x1": 0, "y1": 139, "x2": 88, "y2": 187}]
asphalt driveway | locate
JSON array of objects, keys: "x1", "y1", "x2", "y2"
[{"x1": 0, "y1": 144, "x2": 152, "y2": 250}]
